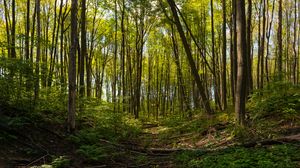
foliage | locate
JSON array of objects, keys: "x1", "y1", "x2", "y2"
[
  {"x1": 51, "y1": 156, "x2": 70, "y2": 168},
  {"x1": 161, "y1": 112, "x2": 230, "y2": 135},
  {"x1": 175, "y1": 144, "x2": 300, "y2": 168},
  {"x1": 0, "y1": 57, "x2": 34, "y2": 110},
  {"x1": 248, "y1": 82, "x2": 300, "y2": 121},
  {"x1": 36, "y1": 87, "x2": 67, "y2": 123},
  {"x1": 69, "y1": 105, "x2": 142, "y2": 162}
]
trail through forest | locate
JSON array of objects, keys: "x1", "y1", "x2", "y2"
[
  {"x1": 2, "y1": 0, "x2": 300, "y2": 167},
  {"x1": 2, "y1": 105, "x2": 300, "y2": 167}
]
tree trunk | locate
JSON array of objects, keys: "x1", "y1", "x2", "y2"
[
  {"x1": 259, "y1": 0, "x2": 266, "y2": 88},
  {"x1": 171, "y1": 25, "x2": 191, "y2": 115},
  {"x1": 278, "y1": 0, "x2": 283, "y2": 80},
  {"x1": 68, "y1": 0, "x2": 78, "y2": 132},
  {"x1": 121, "y1": 0, "x2": 126, "y2": 112},
  {"x1": 25, "y1": 0, "x2": 30, "y2": 60},
  {"x1": 3, "y1": 0, "x2": 11, "y2": 58},
  {"x1": 112, "y1": 0, "x2": 118, "y2": 111},
  {"x1": 47, "y1": 0, "x2": 59, "y2": 87},
  {"x1": 246, "y1": 0, "x2": 253, "y2": 93},
  {"x1": 11, "y1": 0, "x2": 16, "y2": 58},
  {"x1": 210, "y1": 0, "x2": 221, "y2": 110},
  {"x1": 265, "y1": 0, "x2": 275, "y2": 83},
  {"x1": 293, "y1": 0, "x2": 297, "y2": 84},
  {"x1": 167, "y1": 0, "x2": 213, "y2": 114},
  {"x1": 30, "y1": 5, "x2": 36, "y2": 63},
  {"x1": 34, "y1": 0, "x2": 41, "y2": 103},
  {"x1": 80, "y1": 0, "x2": 86, "y2": 98},
  {"x1": 257, "y1": 2, "x2": 261, "y2": 89},
  {"x1": 231, "y1": 0, "x2": 238, "y2": 105},
  {"x1": 87, "y1": 3, "x2": 97, "y2": 98},
  {"x1": 235, "y1": 0, "x2": 247, "y2": 126},
  {"x1": 221, "y1": 0, "x2": 227, "y2": 110}
]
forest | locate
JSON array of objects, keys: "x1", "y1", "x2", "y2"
[{"x1": 0, "y1": 0, "x2": 300, "y2": 167}]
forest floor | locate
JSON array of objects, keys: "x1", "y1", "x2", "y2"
[
  {"x1": 1, "y1": 106, "x2": 300, "y2": 167},
  {"x1": 137, "y1": 119, "x2": 300, "y2": 167}
]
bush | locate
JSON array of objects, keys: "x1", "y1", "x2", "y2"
[
  {"x1": 35, "y1": 86, "x2": 67, "y2": 123},
  {"x1": 248, "y1": 82, "x2": 300, "y2": 121},
  {"x1": 51, "y1": 156, "x2": 70, "y2": 168},
  {"x1": 69, "y1": 106, "x2": 142, "y2": 162},
  {"x1": 0, "y1": 57, "x2": 34, "y2": 110},
  {"x1": 176, "y1": 144, "x2": 300, "y2": 168}
]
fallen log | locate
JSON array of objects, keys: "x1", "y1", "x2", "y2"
[{"x1": 240, "y1": 134, "x2": 300, "y2": 148}]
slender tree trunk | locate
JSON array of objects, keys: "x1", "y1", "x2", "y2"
[
  {"x1": 112, "y1": 0, "x2": 118, "y2": 111},
  {"x1": 293, "y1": 0, "x2": 297, "y2": 84},
  {"x1": 167, "y1": 0, "x2": 213, "y2": 114},
  {"x1": 278, "y1": 0, "x2": 283, "y2": 80},
  {"x1": 3, "y1": 0, "x2": 11, "y2": 58},
  {"x1": 257, "y1": 3, "x2": 261, "y2": 88},
  {"x1": 286, "y1": 9, "x2": 291, "y2": 82},
  {"x1": 247, "y1": 0, "x2": 253, "y2": 93},
  {"x1": 296, "y1": 1, "x2": 300, "y2": 84},
  {"x1": 34, "y1": 0, "x2": 41, "y2": 102},
  {"x1": 232, "y1": 0, "x2": 238, "y2": 105},
  {"x1": 11, "y1": 0, "x2": 16, "y2": 58},
  {"x1": 25, "y1": 0, "x2": 30, "y2": 60},
  {"x1": 60, "y1": 1, "x2": 69, "y2": 89},
  {"x1": 147, "y1": 54, "x2": 152, "y2": 118},
  {"x1": 265, "y1": 0, "x2": 275, "y2": 83},
  {"x1": 259, "y1": 0, "x2": 266, "y2": 88},
  {"x1": 221, "y1": 0, "x2": 227, "y2": 110},
  {"x1": 235, "y1": 0, "x2": 247, "y2": 126},
  {"x1": 80, "y1": 0, "x2": 86, "y2": 98},
  {"x1": 230, "y1": 14, "x2": 235, "y2": 103},
  {"x1": 210, "y1": 0, "x2": 221, "y2": 109},
  {"x1": 24, "y1": 0, "x2": 31, "y2": 90},
  {"x1": 87, "y1": 3, "x2": 97, "y2": 98},
  {"x1": 30, "y1": 5, "x2": 36, "y2": 63},
  {"x1": 68, "y1": 0, "x2": 78, "y2": 132},
  {"x1": 47, "y1": 0, "x2": 58, "y2": 87},
  {"x1": 121, "y1": 0, "x2": 126, "y2": 112},
  {"x1": 171, "y1": 25, "x2": 191, "y2": 116}
]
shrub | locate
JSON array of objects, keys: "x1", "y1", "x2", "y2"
[
  {"x1": 248, "y1": 82, "x2": 300, "y2": 121},
  {"x1": 176, "y1": 144, "x2": 300, "y2": 168},
  {"x1": 69, "y1": 106, "x2": 142, "y2": 162},
  {"x1": 51, "y1": 156, "x2": 70, "y2": 168},
  {"x1": 0, "y1": 58, "x2": 34, "y2": 111}
]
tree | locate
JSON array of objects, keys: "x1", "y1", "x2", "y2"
[
  {"x1": 231, "y1": 0, "x2": 238, "y2": 105},
  {"x1": 34, "y1": 0, "x2": 41, "y2": 102},
  {"x1": 278, "y1": 0, "x2": 283, "y2": 79},
  {"x1": 259, "y1": 0, "x2": 266, "y2": 88},
  {"x1": 167, "y1": 0, "x2": 213, "y2": 114},
  {"x1": 68, "y1": 0, "x2": 78, "y2": 132},
  {"x1": 246, "y1": 0, "x2": 253, "y2": 94},
  {"x1": 121, "y1": 0, "x2": 126, "y2": 112},
  {"x1": 25, "y1": 0, "x2": 30, "y2": 60},
  {"x1": 170, "y1": 24, "x2": 191, "y2": 116},
  {"x1": 221, "y1": 0, "x2": 227, "y2": 110},
  {"x1": 3, "y1": 0, "x2": 11, "y2": 58},
  {"x1": 210, "y1": 0, "x2": 221, "y2": 110},
  {"x1": 235, "y1": 0, "x2": 247, "y2": 126},
  {"x1": 11, "y1": 0, "x2": 16, "y2": 58},
  {"x1": 80, "y1": 0, "x2": 87, "y2": 98},
  {"x1": 112, "y1": 0, "x2": 118, "y2": 110},
  {"x1": 265, "y1": 0, "x2": 275, "y2": 83},
  {"x1": 292, "y1": 0, "x2": 297, "y2": 84}
]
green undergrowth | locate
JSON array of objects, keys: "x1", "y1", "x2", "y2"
[
  {"x1": 247, "y1": 82, "x2": 300, "y2": 139},
  {"x1": 69, "y1": 102, "x2": 144, "y2": 164},
  {"x1": 248, "y1": 82, "x2": 300, "y2": 121},
  {"x1": 149, "y1": 111, "x2": 233, "y2": 147},
  {"x1": 175, "y1": 144, "x2": 300, "y2": 168}
]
